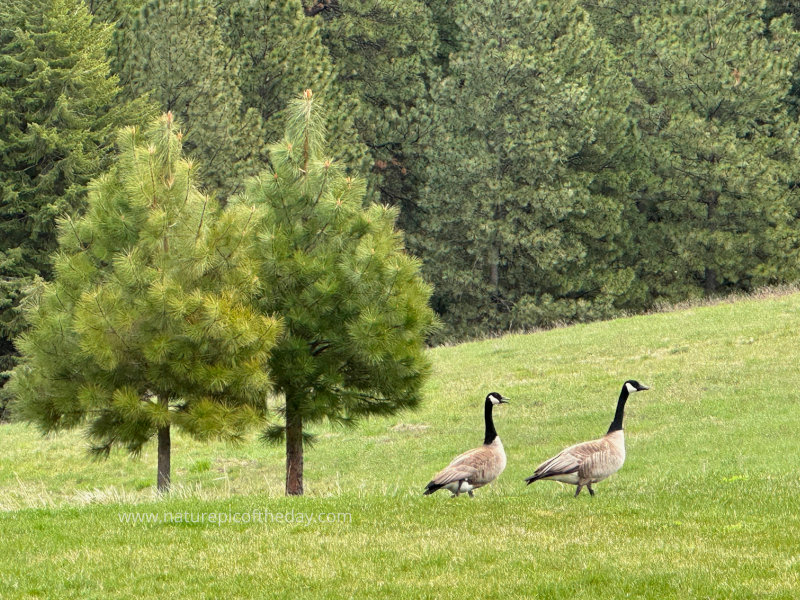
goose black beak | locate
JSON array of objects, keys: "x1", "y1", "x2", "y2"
[
  {"x1": 499, "y1": 398, "x2": 510, "y2": 404},
  {"x1": 639, "y1": 385, "x2": 650, "y2": 391}
]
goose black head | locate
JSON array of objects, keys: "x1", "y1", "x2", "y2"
[
  {"x1": 486, "y1": 392, "x2": 509, "y2": 405},
  {"x1": 623, "y1": 380, "x2": 650, "y2": 394}
]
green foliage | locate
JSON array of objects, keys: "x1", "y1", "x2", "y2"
[
  {"x1": 110, "y1": 0, "x2": 264, "y2": 198},
  {"x1": 233, "y1": 90, "x2": 437, "y2": 491},
  {"x1": 419, "y1": 0, "x2": 641, "y2": 339},
  {"x1": 626, "y1": 0, "x2": 800, "y2": 300},
  {"x1": 763, "y1": 1, "x2": 800, "y2": 119},
  {"x1": 314, "y1": 0, "x2": 439, "y2": 207},
  {"x1": 9, "y1": 114, "x2": 280, "y2": 481},
  {"x1": 766, "y1": 0, "x2": 800, "y2": 27},
  {"x1": 579, "y1": 0, "x2": 657, "y2": 51},
  {"x1": 83, "y1": 0, "x2": 145, "y2": 22},
  {"x1": 217, "y1": 0, "x2": 368, "y2": 172},
  {"x1": 6, "y1": 0, "x2": 800, "y2": 353},
  {"x1": 0, "y1": 0, "x2": 152, "y2": 404},
  {"x1": 422, "y1": 0, "x2": 462, "y2": 70}
]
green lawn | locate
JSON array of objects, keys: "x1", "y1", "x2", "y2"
[{"x1": 2, "y1": 291, "x2": 800, "y2": 598}]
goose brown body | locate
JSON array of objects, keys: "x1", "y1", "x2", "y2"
[
  {"x1": 525, "y1": 380, "x2": 648, "y2": 496},
  {"x1": 424, "y1": 392, "x2": 508, "y2": 497},
  {"x1": 525, "y1": 430, "x2": 625, "y2": 493},
  {"x1": 425, "y1": 437, "x2": 507, "y2": 496}
]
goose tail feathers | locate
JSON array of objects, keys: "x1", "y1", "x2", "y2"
[{"x1": 423, "y1": 481, "x2": 444, "y2": 495}]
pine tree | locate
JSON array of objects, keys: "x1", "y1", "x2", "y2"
[
  {"x1": 233, "y1": 90, "x2": 437, "y2": 495},
  {"x1": 0, "y1": 0, "x2": 152, "y2": 416},
  {"x1": 217, "y1": 0, "x2": 368, "y2": 173},
  {"x1": 8, "y1": 114, "x2": 281, "y2": 492},
  {"x1": 419, "y1": 0, "x2": 641, "y2": 339},
  {"x1": 309, "y1": 0, "x2": 439, "y2": 208},
  {"x1": 110, "y1": 0, "x2": 264, "y2": 198},
  {"x1": 627, "y1": 1, "x2": 800, "y2": 300}
]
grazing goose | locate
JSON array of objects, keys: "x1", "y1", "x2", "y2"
[
  {"x1": 525, "y1": 380, "x2": 649, "y2": 497},
  {"x1": 423, "y1": 392, "x2": 509, "y2": 497}
]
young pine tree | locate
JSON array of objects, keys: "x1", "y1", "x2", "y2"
[
  {"x1": 233, "y1": 90, "x2": 437, "y2": 495},
  {"x1": 9, "y1": 114, "x2": 281, "y2": 492},
  {"x1": 0, "y1": 0, "x2": 152, "y2": 416}
]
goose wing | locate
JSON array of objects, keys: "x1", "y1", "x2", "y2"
[
  {"x1": 429, "y1": 463, "x2": 479, "y2": 487},
  {"x1": 527, "y1": 439, "x2": 604, "y2": 482},
  {"x1": 430, "y1": 446, "x2": 485, "y2": 485}
]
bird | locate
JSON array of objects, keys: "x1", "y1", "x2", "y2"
[
  {"x1": 524, "y1": 380, "x2": 650, "y2": 497},
  {"x1": 423, "y1": 392, "x2": 509, "y2": 497}
]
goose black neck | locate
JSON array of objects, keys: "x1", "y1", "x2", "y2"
[
  {"x1": 484, "y1": 400, "x2": 498, "y2": 445},
  {"x1": 607, "y1": 386, "x2": 629, "y2": 434}
]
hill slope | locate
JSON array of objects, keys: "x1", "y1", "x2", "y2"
[{"x1": 1, "y1": 291, "x2": 799, "y2": 598}]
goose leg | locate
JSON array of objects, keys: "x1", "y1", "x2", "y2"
[
  {"x1": 452, "y1": 480, "x2": 463, "y2": 498},
  {"x1": 588, "y1": 484, "x2": 595, "y2": 497},
  {"x1": 468, "y1": 490, "x2": 474, "y2": 498},
  {"x1": 575, "y1": 484, "x2": 583, "y2": 497}
]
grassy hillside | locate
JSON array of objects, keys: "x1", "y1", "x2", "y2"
[{"x1": 1, "y1": 291, "x2": 800, "y2": 598}]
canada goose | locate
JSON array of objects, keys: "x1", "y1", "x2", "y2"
[
  {"x1": 423, "y1": 392, "x2": 509, "y2": 497},
  {"x1": 524, "y1": 380, "x2": 650, "y2": 497}
]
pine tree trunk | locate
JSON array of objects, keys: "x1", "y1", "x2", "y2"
[
  {"x1": 157, "y1": 423, "x2": 171, "y2": 493},
  {"x1": 489, "y1": 244, "x2": 499, "y2": 289},
  {"x1": 488, "y1": 204, "x2": 501, "y2": 289},
  {"x1": 704, "y1": 267, "x2": 718, "y2": 295},
  {"x1": 285, "y1": 406, "x2": 304, "y2": 496},
  {"x1": 704, "y1": 190, "x2": 719, "y2": 295}
]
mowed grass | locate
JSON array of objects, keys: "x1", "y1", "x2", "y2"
[{"x1": 2, "y1": 291, "x2": 800, "y2": 598}]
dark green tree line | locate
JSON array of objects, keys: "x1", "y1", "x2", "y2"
[
  {"x1": 623, "y1": 0, "x2": 800, "y2": 301},
  {"x1": 217, "y1": 0, "x2": 369, "y2": 174},
  {"x1": 308, "y1": 0, "x2": 440, "y2": 212},
  {"x1": 110, "y1": 0, "x2": 264, "y2": 198},
  {"x1": 418, "y1": 0, "x2": 643, "y2": 339},
  {"x1": 6, "y1": 0, "x2": 800, "y2": 361}
]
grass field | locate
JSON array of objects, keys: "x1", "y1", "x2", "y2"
[{"x1": 2, "y1": 291, "x2": 800, "y2": 598}]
